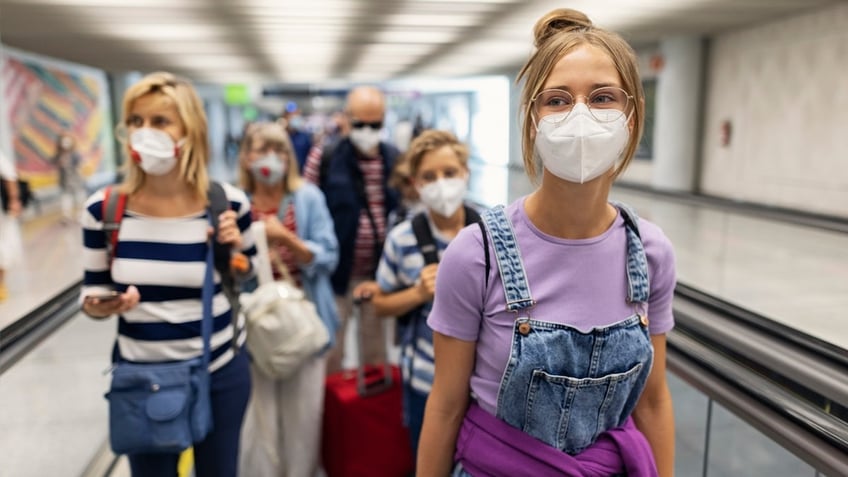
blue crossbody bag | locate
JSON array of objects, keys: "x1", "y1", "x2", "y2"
[{"x1": 104, "y1": 220, "x2": 216, "y2": 455}]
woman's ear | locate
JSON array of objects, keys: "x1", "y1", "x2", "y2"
[{"x1": 630, "y1": 96, "x2": 645, "y2": 133}]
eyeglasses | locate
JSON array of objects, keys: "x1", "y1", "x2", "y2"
[
  {"x1": 351, "y1": 120, "x2": 383, "y2": 130},
  {"x1": 531, "y1": 86, "x2": 633, "y2": 123}
]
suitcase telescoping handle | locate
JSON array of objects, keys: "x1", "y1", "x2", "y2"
[{"x1": 353, "y1": 296, "x2": 394, "y2": 397}]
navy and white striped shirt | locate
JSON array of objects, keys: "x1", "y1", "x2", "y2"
[
  {"x1": 81, "y1": 183, "x2": 256, "y2": 372},
  {"x1": 376, "y1": 214, "x2": 451, "y2": 394}
]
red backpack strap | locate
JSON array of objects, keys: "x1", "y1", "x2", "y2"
[{"x1": 101, "y1": 186, "x2": 127, "y2": 266}]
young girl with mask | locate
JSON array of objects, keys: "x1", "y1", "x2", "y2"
[
  {"x1": 79, "y1": 72, "x2": 256, "y2": 477},
  {"x1": 357, "y1": 129, "x2": 477, "y2": 459},
  {"x1": 236, "y1": 122, "x2": 340, "y2": 477},
  {"x1": 417, "y1": 9, "x2": 676, "y2": 477}
]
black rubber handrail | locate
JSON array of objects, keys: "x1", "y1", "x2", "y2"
[
  {"x1": 0, "y1": 280, "x2": 82, "y2": 375},
  {"x1": 675, "y1": 282, "x2": 848, "y2": 368},
  {"x1": 668, "y1": 340, "x2": 848, "y2": 477},
  {"x1": 669, "y1": 284, "x2": 848, "y2": 475},
  {"x1": 615, "y1": 181, "x2": 848, "y2": 235}
]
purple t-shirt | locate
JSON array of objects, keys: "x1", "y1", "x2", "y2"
[{"x1": 427, "y1": 198, "x2": 676, "y2": 415}]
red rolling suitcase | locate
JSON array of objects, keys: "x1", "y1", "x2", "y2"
[{"x1": 321, "y1": 298, "x2": 414, "y2": 477}]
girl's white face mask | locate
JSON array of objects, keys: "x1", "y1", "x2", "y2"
[
  {"x1": 130, "y1": 128, "x2": 184, "y2": 176},
  {"x1": 534, "y1": 103, "x2": 629, "y2": 184},
  {"x1": 418, "y1": 177, "x2": 467, "y2": 218}
]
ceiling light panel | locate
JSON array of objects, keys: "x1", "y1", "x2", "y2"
[{"x1": 374, "y1": 28, "x2": 460, "y2": 44}]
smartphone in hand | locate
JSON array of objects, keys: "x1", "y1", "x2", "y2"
[{"x1": 86, "y1": 291, "x2": 121, "y2": 301}]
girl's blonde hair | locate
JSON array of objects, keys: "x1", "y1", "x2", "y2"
[
  {"x1": 517, "y1": 9, "x2": 645, "y2": 184},
  {"x1": 119, "y1": 71, "x2": 209, "y2": 198},
  {"x1": 405, "y1": 129, "x2": 469, "y2": 177},
  {"x1": 238, "y1": 122, "x2": 303, "y2": 194}
]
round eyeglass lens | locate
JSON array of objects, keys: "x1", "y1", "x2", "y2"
[{"x1": 534, "y1": 86, "x2": 631, "y2": 122}]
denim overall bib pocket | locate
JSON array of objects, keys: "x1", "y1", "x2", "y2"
[{"x1": 482, "y1": 203, "x2": 653, "y2": 456}]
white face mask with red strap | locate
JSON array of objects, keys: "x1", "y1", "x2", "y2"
[{"x1": 130, "y1": 128, "x2": 185, "y2": 176}]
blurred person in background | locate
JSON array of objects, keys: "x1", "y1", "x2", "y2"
[
  {"x1": 237, "y1": 121, "x2": 339, "y2": 477},
  {"x1": 281, "y1": 106, "x2": 313, "y2": 171},
  {"x1": 355, "y1": 129, "x2": 479, "y2": 459},
  {"x1": 79, "y1": 71, "x2": 255, "y2": 477},
  {"x1": 51, "y1": 130, "x2": 85, "y2": 223},
  {"x1": 303, "y1": 85, "x2": 401, "y2": 374},
  {"x1": 0, "y1": 150, "x2": 23, "y2": 302},
  {"x1": 417, "y1": 8, "x2": 676, "y2": 477},
  {"x1": 386, "y1": 152, "x2": 424, "y2": 231}
]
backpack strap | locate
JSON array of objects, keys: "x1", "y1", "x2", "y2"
[
  {"x1": 411, "y1": 205, "x2": 484, "y2": 266},
  {"x1": 101, "y1": 186, "x2": 127, "y2": 266},
  {"x1": 207, "y1": 182, "x2": 232, "y2": 277},
  {"x1": 411, "y1": 213, "x2": 439, "y2": 265},
  {"x1": 207, "y1": 181, "x2": 243, "y2": 353}
]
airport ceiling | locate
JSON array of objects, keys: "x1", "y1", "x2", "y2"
[{"x1": 0, "y1": 0, "x2": 839, "y2": 86}]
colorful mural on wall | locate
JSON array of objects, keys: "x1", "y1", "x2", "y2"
[{"x1": 1, "y1": 47, "x2": 114, "y2": 192}]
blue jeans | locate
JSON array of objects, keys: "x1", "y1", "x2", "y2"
[{"x1": 128, "y1": 352, "x2": 251, "y2": 477}]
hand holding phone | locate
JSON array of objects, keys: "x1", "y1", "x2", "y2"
[{"x1": 86, "y1": 291, "x2": 121, "y2": 302}]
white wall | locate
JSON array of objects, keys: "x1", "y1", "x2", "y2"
[{"x1": 700, "y1": 2, "x2": 848, "y2": 217}]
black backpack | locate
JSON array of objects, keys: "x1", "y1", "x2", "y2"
[{"x1": 396, "y1": 206, "x2": 482, "y2": 336}]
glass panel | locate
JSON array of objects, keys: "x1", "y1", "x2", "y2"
[
  {"x1": 706, "y1": 401, "x2": 816, "y2": 477},
  {"x1": 668, "y1": 373, "x2": 709, "y2": 476}
]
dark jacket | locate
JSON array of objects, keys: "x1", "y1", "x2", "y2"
[{"x1": 319, "y1": 137, "x2": 400, "y2": 295}]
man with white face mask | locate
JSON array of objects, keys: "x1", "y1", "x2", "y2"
[{"x1": 302, "y1": 85, "x2": 401, "y2": 374}]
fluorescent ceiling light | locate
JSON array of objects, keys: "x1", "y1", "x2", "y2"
[{"x1": 375, "y1": 29, "x2": 459, "y2": 44}]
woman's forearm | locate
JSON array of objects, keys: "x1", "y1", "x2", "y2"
[{"x1": 416, "y1": 395, "x2": 467, "y2": 477}]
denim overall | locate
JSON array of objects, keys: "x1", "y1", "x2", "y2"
[{"x1": 480, "y1": 203, "x2": 653, "y2": 457}]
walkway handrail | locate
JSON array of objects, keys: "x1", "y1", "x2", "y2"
[
  {"x1": 0, "y1": 280, "x2": 82, "y2": 375},
  {"x1": 669, "y1": 282, "x2": 848, "y2": 476}
]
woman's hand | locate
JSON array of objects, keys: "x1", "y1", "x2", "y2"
[
  {"x1": 215, "y1": 210, "x2": 243, "y2": 250},
  {"x1": 262, "y1": 214, "x2": 297, "y2": 246},
  {"x1": 82, "y1": 285, "x2": 141, "y2": 319}
]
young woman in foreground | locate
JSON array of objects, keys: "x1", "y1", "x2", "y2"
[{"x1": 417, "y1": 8, "x2": 676, "y2": 477}]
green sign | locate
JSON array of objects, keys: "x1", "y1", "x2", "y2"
[{"x1": 224, "y1": 84, "x2": 250, "y2": 106}]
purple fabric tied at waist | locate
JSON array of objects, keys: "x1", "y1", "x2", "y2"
[{"x1": 455, "y1": 402, "x2": 658, "y2": 477}]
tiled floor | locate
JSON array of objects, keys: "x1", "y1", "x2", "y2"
[{"x1": 2, "y1": 168, "x2": 846, "y2": 476}]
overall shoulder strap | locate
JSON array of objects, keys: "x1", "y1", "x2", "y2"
[
  {"x1": 611, "y1": 201, "x2": 650, "y2": 303},
  {"x1": 411, "y1": 212, "x2": 439, "y2": 265},
  {"x1": 481, "y1": 205, "x2": 534, "y2": 312}
]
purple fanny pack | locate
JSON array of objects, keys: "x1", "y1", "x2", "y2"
[{"x1": 454, "y1": 403, "x2": 658, "y2": 477}]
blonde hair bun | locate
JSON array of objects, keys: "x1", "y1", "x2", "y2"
[{"x1": 533, "y1": 8, "x2": 593, "y2": 48}]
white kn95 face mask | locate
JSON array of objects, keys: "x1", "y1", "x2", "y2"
[{"x1": 534, "y1": 103, "x2": 629, "y2": 184}]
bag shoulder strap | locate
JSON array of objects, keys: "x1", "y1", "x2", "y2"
[
  {"x1": 411, "y1": 205, "x2": 484, "y2": 266},
  {"x1": 411, "y1": 212, "x2": 439, "y2": 265},
  {"x1": 206, "y1": 181, "x2": 231, "y2": 277},
  {"x1": 102, "y1": 186, "x2": 127, "y2": 265}
]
